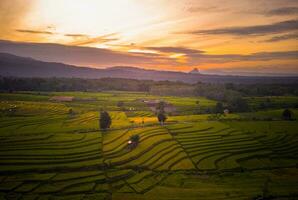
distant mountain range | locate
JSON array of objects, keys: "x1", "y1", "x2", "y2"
[{"x1": 0, "y1": 53, "x2": 297, "y2": 84}]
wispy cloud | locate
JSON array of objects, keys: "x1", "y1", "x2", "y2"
[
  {"x1": 66, "y1": 33, "x2": 118, "y2": 46},
  {"x1": 265, "y1": 7, "x2": 298, "y2": 16},
  {"x1": 202, "y1": 64, "x2": 298, "y2": 76},
  {"x1": 240, "y1": 51, "x2": 298, "y2": 61},
  {"x1": 64, "y1": 33, "x2": 89, "y2": 37},
  {"x1": 264, "y1": 33, "x2": 298, "y2": 42},
  {"x1": 188, "y1": 20, "x2": 298, "y2": 36},
  {"x1": 146, "y1": 46, "x2": 204, "y2": 55},
  {"x1": 188, "y1": 6, "x2": 227, "y2": 13},
  {"x1": 188, "y1": 51, "x2": 298, "y2": 64},
  {"x1": 15, "y1": 29, "x2": 55, "y2": 35}
]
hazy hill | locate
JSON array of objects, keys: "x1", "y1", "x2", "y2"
[
  {"x1": 0, "y1": 53, "x2": 297, "y2": 84},
  {"x1": 189, "y1": 68, "x2": 200, "y2": 74}
]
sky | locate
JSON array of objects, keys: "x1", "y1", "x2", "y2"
[{"x1": 0, "y1": 0, "x2": 297, "y2": 76}]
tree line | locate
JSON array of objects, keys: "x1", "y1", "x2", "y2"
[
  {"x1": 1, "y1": 76, "x2": 297, "y2": 96},
  {"x1": 1, "y1": 76, "x2": 297, "y2": 113}
]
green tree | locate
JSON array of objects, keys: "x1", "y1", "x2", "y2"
[
  {"x1": 157, "y1": 112, "x2": 167, "y2": 125},
  {"x1": 228, "y1": 97, "x2": 249, "y2": 112},
  {"x1": 128, "y1": 134, "x2": 140, "y2": 149},
  {"x1": 99, "y1": 111, "x2": 111, "y2": 130},
  {"x1": 282, "y1": 109, "x2": 293, "y2": 120},
  {"x1": 130, "y1": 134, "x2": 140, "y2": 144},
  {"x1": 215, "y1": 102, "x2": 224, "y2": 114}
]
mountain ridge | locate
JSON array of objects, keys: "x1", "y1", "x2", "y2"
[{"x1": 0, "y1": 52, "x2": 297, "y2": 84}]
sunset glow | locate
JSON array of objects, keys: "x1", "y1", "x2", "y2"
[{"x1": 0, "y1": 0, "x2": 297, "y2": 75}]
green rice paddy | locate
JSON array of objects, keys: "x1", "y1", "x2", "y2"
[{"x1": 0, "y1": 91, "x2": 297, "y2": 199}]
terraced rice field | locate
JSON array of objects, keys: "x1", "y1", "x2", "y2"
[
  {"x1": 0, "y1": 92, "x2": 297, "y2": 199},
  {"x1": 103, "y1": 126, "x2": 194, "y2": 171},
  {"x1": 167, "y1": 121, "x2": 298, "y2": 171}
]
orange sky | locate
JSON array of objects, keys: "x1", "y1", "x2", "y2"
[{"x1": 0, "y1": 0, "x2": 297, "y2": 75}]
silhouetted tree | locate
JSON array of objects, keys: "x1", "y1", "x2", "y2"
[
  {"x1": 99, "y1": 111, "x2": 111, "y2": 130},
  {"x1": 157, "y1": 112, "x2": 167, "y2": 125},
  {"x1": 282, "y1": 109, "x2": 293, "y2": 120},
  {"x1": 215, "y1": 102, "x2": 224, "y2": 114}
]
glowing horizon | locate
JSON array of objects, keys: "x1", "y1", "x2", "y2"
[{"x1": 0, "y1": 0, "x2": 297, "y2": 75}]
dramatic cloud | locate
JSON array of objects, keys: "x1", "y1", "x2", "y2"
[
  {"x1": 264, "y1": 33, "x2": 298, "y2": 42},
  {"x1": 189, "y1": 20, "x2": 298, "y2": 36},
  {"x1": 265, "y1": 7, "x2": 298, "y2": 16},
  {"x1": 0, "y1": 40, "x2": 175, "y2": 67},
  {"x1": 0, "y1": 0, "x2": 297, "y2": 75},
  {"x1": 0, "y1": 40, "x2": 296, "y2": 69},
  {"x1": 16, "y1": 29, "x2": 54, "y2": 35}
]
